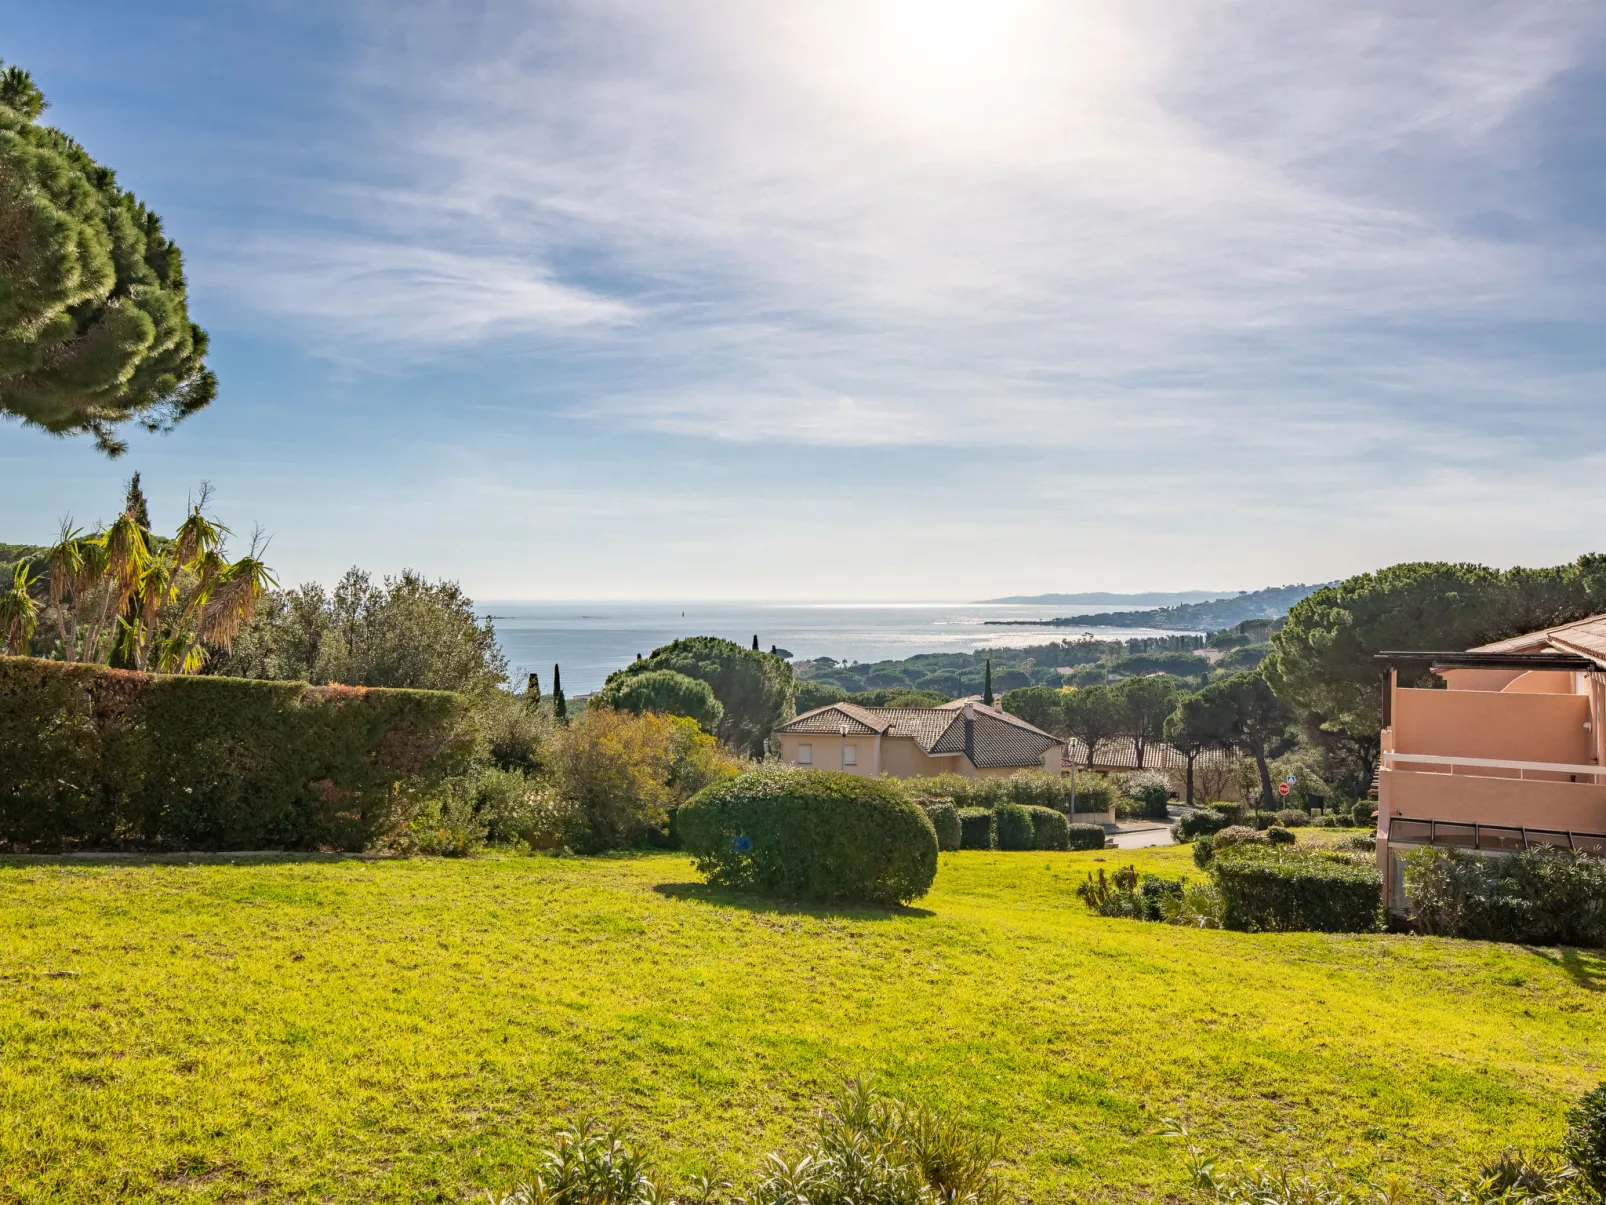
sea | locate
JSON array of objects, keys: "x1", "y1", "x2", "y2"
[{"x1": 479, "y1": 601, "x2": 1200, "y2": 694}]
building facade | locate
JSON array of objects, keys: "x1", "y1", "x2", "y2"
[{"x1": 776, "y1": 698, "x2": 1063, "y2": 779}]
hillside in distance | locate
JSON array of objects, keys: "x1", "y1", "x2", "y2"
[
  {"x1": 986, "y1": 582, "x2": 1329, "y2": 632},
  {"x1": 980, "y1": 590, "x2": 1226, "y2": 605}
]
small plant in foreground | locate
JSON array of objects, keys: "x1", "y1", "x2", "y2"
[
  {"x1": 1564, "y1": 1082, "x2": 1606, "y2": 1198},
  {"x1": 488, "y1": 1081, "x2": 1003, "y2": 1205}
]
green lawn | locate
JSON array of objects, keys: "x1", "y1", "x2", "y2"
[{"x1": 1, "y1": 843, "x2": 1603, "y2": 1203}]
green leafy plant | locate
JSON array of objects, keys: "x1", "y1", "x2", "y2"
[
  {"x1": 994, "y1": 803, "x2": 1034, "y2": 851},
  {"x1": 919, "y1": 800, "x2": 963, "y2": 852},
  {"x1": 1562, "y1": 1082, "x2": 1606, "y2": 1198},
  {"x1": 1266, "y1": 826, "x2": 1296, "y2": 846},
  {"x1": 1172, "y1": 808, "x2": 1230, "y2": 842},
  {"x1": 1402, "y1": 848, "x2": 1606, "y2": 947},
  {"x1": 1066, "y1": 823, "x2": 1107, "y2": 852},
  {"x1": 1025, "y1": 805, "x2": 1070, "y2": 851},
  {"x1": 957, "y1": 807, "x2": 996, "y2": 850},
  {"x1": 1212, "y1": 846, "x2": 1382, "y2": 933},
  {"x1": 1276, "y1": 810, "x2": 1310, "y2": 828},
  {"x1": 679, "y1": 768, "x2": 938, "y2": 906},
  {"x1": 0, "y1": 656, "x2": 475, "y2": 852},
  {"x1": 1193, "y1": 834, "x2": 1216, "y2": 868}
]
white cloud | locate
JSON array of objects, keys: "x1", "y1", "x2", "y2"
[{"x1": 221, "y1": 0, "x2": 1606, "y2": 471}]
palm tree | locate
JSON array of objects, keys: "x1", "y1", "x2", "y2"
[
  {"x1": 0, "y1": 562, "x2": 39, "y2": 655},
  {"x1": 34, "y1": 486, "x2": 275, "y2": 674}
]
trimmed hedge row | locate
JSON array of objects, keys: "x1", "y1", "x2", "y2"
[
  {"x1": 996, "y1": 803, "x2": 1034, "y2": 851},
  {"x1": 1213, "y1": 846, "x2": 1381, "y2": 933},
  {"x1": 1067, "y1": 823, "x2": 1107, "y2": 851},
  {"x1": 1026, "y1": 805, "x2": 1070, "y2": 851},
  {"x1": 679, "y1": 767, "x2": 937, "y2": 906},
  {"x1": 958, "y1": 807, "x2": 995, "y2": 850},
  {"x1": 0, "y1": 656, "x2": 475, "y2": 851},
  {"x1": 919, "y1": 800, "x2": 962, "y2": 851}
]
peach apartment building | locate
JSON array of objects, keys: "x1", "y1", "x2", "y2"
[
  {"x1": 1375, "y1": 613, "x2": 1606, "y2": 910},
  {"x1": 775, "y1": 698, "x2": 1063, "y2": 778}
]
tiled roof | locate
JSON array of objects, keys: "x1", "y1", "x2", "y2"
[
  {"x1": 1473, "y1": 613, "x2": 1606, "y2": 667},
  {"x1": 1065, "y1": 739, "x2": 1237, "y2": 772},
  {"x1": 778, "y1": 699, "x2": 1060, "y2": 769}
]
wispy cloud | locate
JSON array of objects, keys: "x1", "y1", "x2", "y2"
[{"x1": 217, "y1": 0, "x2": 1606, "y2": 472}]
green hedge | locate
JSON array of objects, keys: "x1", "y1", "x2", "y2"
[
  {"x1": 678, "y1": 767, "x2": 938, "y2": 906},
  {"x1": 957, "y1": 807, "x2": 996, "y2": 850},
  {"x1": 1067, "y1": 823, "x2": 1106, "y2": 851},
  {"x1": 919, "y1": 800, "x2": 962, "y2": 852},
  {"x1": 995, "y1": 803, "x2": 1034, "y2": 851},
  {"x1": 1026, "y1": 805, "x2": 1070, "y2": 851},
  {"x1": 0, "y1": 656, "x2": 475, "y2": 852},
  {"x1": 1212, "y1": 846, "x2": 1381, "y2": 933},
  {"x1": 906, "y1": 770, "x2": 1077, "y2": 812}
]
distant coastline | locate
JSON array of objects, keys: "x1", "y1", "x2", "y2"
[
  {"x1": 978, "y1": 590, "x2": 1227, "y2": 606},
  {"x1": 984, "y1": 583, "x2": 1330, "y2": 632}
]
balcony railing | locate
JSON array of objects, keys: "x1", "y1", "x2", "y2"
[
  {"x1": 1386, "y1": 815, "x2": 1606, "y2": 856},
  {"x1": 1381, "y1": 750, "x2": 1606, "y2": 784}
]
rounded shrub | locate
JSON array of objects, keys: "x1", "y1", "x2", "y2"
[
  {"x1": 995, "y1": 803, "x2": 1035, "y2": 851},
  {"x1": 1276, "y1": 809, "x2": 1310, "y2": 828},
  {"x1": 957, "y1": 807, "x2": 996, "y2": 850},
  {"x1": 1192, "y1": 834, "x2": 1215, "y2": 868},
  {"x1": 1069, "y1": 778, "x2": 1115, "y2": 816},
  {"x1": 1026, "y1": 805, "x2": 1070, "y2": 851},
  {"x1": 1067, "y1": 823, "x2": 1106, "y2": 851},
  {"x1": 1214, "y1": 825, "x2": 1269, "y2": 852},
  {"x1": 1266, "y1": 825, "x2": 1296, "y2": 845},
  {"x1": 1172, "y1": 807, "x2": 1229, "y2": 842},
  {"x1": 920, "y1": 800, "x2": 962, "y2": 852},
  {"x1": 678, "y1": 768, "x2": 938, "y2": 906},
  {"x1": 1212, "y1": 846, "x2": 1382, "y2": 933}
]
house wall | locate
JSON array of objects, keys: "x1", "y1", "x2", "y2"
[
  {"x1": 1392, "y1": 687, "x2": 1592, "y2": 765},
  {"x1": 1438, "y1": 668, "x2": 1524, "y2": 692},
  {"x1": 776, "y1": 732, "x2": 1052, "y2": 780}
]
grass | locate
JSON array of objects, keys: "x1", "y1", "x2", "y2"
[{"x1": 1, "y1": 840, "x2": 1603, "y2": 1203}]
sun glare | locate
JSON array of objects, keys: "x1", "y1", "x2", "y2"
[{"x1": 889, "y1": 0, "x2": 1022, "y2": 68}]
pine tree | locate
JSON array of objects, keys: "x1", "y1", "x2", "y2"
[
  {"x1": 553, "y1": 663, "x2": 567, "y2": 721},
  {"x1": 0, "y1": 61, "x2": 216, "y2": 456},
  {"x1": 752, "y1": 634, "x2": 759, "y2": 650},
  {"x1": 525, "y1": 671, "x2": 541, "y2": 708},
  {"x1": 123, "y1": 473, "x2": 151, "y2": 532},
  {"x1": 983, "y1": 658, "x2": 994, "y2": 706}
]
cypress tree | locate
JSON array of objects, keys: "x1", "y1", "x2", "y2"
[
  {"x1": 553, "y1": 663, "x2": 567, "y2": 720},
  {"x1": 983, "y1": 658, "x2": 994, "y2": 706},
  {"x1": 123, "y1": 472, "x2": 151, "y2": 532},
  {"x1": 525, "y1": 671, "x2": 541, "y2": 708},
  {"x1": 752, "y1": 634, "x2": 759, "y2": 651}
]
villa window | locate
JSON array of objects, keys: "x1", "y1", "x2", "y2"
[
  {"x1": 798, "y1": 744, "x2": 812, "y2": 765},
  {"x1": 843, "y1": 744, "x2": 857, "y2": 765}
]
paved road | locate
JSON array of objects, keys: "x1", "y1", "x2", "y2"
[{"x1": 1108, "y1": 823, "x2": 1175, "y2": 849}]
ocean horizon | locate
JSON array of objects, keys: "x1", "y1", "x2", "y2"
[{"x1": 478, "y1": 600, "x2": 1202, "y2": 694}]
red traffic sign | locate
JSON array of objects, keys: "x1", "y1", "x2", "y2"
[{"x1": 1278, "y1": 783, "x2": 1291, "y2": 796}]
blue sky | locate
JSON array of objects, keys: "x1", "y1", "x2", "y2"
[{"x1": 4, "y1": 1, "x2": 1604, "y2": 600}]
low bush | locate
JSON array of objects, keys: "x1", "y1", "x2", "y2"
[
  {"x1": 1401, "y1": 847, "x2": 1606, "y2": 947},
  {"x1": 1250, "y1": 810, "x2": 1280, "y2": 830},
  {"x1": 1276, "y1": 809, "x2": 1309, "y2": 828},
  {"x1": 1213, "y1": 802, "x2": 1246, "y2": 823},
  {"x1": 1192, "y1": 834, "x2": 1215, "y2": 868},
  {"x1": 1565, "y1": 1082, "x2": 1606, "y2": 1197},
  {"x1": 1139, "y1": 875, "x2": 1185, "y2": 920},
  {"x1": 995, "y1": 803, "x2": 1035, "y2": 851},
  {"x1": 679, "y1": 768, "x2": 938, "y2": 906},
  {"x1": 920, "y1": 800, "x2": 963, "y2": 851},
  {"x1": 1266, "y1": 826, "x2": 1296, "y2": 846},
  {"x1": 1311, "y1": 815, "x2": 1340, "y2": 828},
  {"x1": 1069, "y1": 776, "x2": 1115, "y2": 817},
  {"x1": 1335, "y1": 833, "x2": 1376, "y2": 852},
  {"x1": 1213, "y1": 825, "x2": 1267, "y2": 852},
  {"x1": 1120, "y1": 770, "x2": 1171, "y2": 820},
  {"x1": 1067, "y1": 823, "x2": 1107, "y2": 851},
  {"x1": 1171, "y1": 807, "x2": 1229, "y2": 842},
  {"x1": 488, "y1": 1079, "x2": 1005, "y2": 1205},
  {"x1": 0, "y1": 656, "x2": 475, "y2": 852},
  {"x1": 908, "y1": 770, "x2": 1080, "y2": 813},
  {"x1": 958, "y1": 807, "x2": 996, "y2": 850},
  {"x1": 1212, "y1": 846, "x2": 1382, "y2": 933},
  {"x1": 1026, "y1": 805, "x2": 1070, "y2": 851}
]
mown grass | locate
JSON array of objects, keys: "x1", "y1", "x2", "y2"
[{"x1": 1, "y1": 841, "x2": 1603, "y2": 1203}]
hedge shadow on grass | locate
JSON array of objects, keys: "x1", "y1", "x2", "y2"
[
  {"x1": 1526, "y1": 947, "x2": 1606, "y2": 993},
  {"x1": 0, "y1": 852, "x2": 388, "y2": 871},
  {"x1": 653, "y1": 881, "x2": 935, "y2": 921}
]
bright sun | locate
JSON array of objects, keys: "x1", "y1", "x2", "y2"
[{"x1": 887, "y1": 0, "x2": 1023, "y2": 68}]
